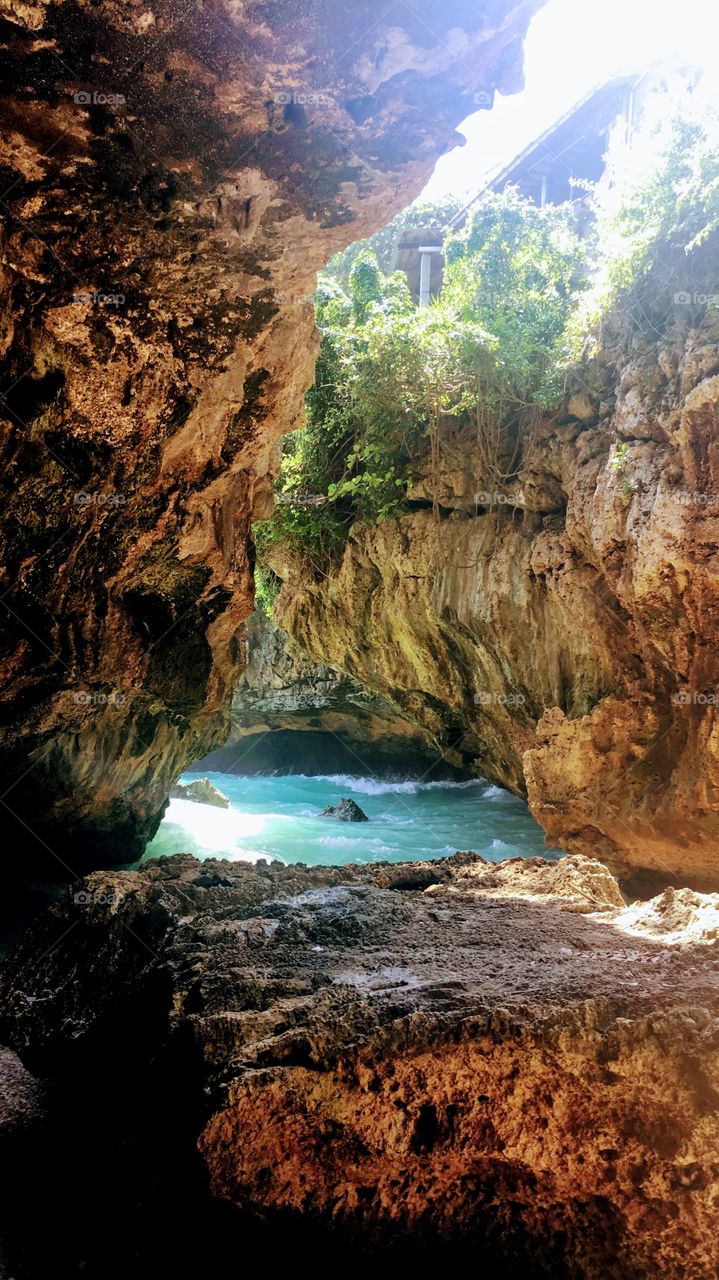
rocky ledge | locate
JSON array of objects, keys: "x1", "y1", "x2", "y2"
[
  {"x1": 1, "y1": 852, "x2": 718, "y2": 1276},
  {"x1": 273, "y1": 287, "x2": 719, "y2": 889}
]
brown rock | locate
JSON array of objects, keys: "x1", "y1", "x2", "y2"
[
  {"x1": 1, "y1": 853, "x2": 718, "y2": 1274},
  {"x1": 272, "y1": 292, "x2": 719, "y2": 888},
  {"x1": 0, "y1": 0, "x2": 539, "y2": 867}
]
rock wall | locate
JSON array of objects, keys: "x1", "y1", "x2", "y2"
[
  {"x1": 1, "y1": 852, "x2": 718, "y2": 1276},
  {"x1": 200, "y1": 609, "x2": 465, "y2": 777},
  {"x1": 272, "y1": 293, "x2": 719, "y2": 888},
  {"x1": 0, "y1": 0, "x2": 538, "y2": 867}
]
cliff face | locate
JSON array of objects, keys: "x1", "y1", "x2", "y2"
[
  {"x1": 273, "y1": 304, "x2": 719, "y2": 888},
  {"x1": 2, "y1": 852, "x2": 718, "y2": 1276},
  {"x1": 199, "y1": 610, "x2": 464, "y2": 777},
  {"x1": 0, "y1": 0, "x2": 538, "y2": 868}
]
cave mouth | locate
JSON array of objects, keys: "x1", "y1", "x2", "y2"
[
  {"x1": 142, "y1": 761, "x2": 561, "y2": 871},
  {"x1": 2, "y1": 1, "x2": 719, "y2": 1277}
]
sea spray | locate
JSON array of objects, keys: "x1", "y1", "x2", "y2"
[{"x1": 144, "y1": 772, "x2": 560, "y2": 869}]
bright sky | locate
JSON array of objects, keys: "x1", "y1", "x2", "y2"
[{"x1": 422, "y1": 0, "x2": 719, "y2": 199}]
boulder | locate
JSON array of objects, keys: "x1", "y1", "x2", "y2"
[
  {"x1": 319, "y1": 797, "x2": 369, "y2": 822},
  {"x1": 171, "y1": 778, "x2": 229, "y2": 809}
]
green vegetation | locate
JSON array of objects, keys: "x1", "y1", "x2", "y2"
[
  {"x1": 570, "y1": 103, "x2": 719, "y2": 350},
  {"x1": 256, "y1": 97, "x2": 719, "y2": 594},
  {"x1": 257, "y1": 191, "x2": 588, "y2": 580},
  {"x1": 326, "y1": 196, "x2": 464, "y2": 288}
]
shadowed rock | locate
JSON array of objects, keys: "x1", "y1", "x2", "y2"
[
  {"x1": 0, "y1": 852, "x2": 717, "y2": 1276},
  {"x1": 320, "y1": 797, "x2": 369, "y2": 822},
  {"x1": 0, "y1": 0, "x2": 539, "y2": 869}
]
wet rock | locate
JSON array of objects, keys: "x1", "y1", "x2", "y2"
[
  {"x1": 171, "y1": 778, "x2": 229, "y2": 809},
  {"x1": 1, "y1": 852, "x2": 718, "y2": 1275},
  {"x1": 319, "y1": 797, "x2": 369, "y2": 822}
]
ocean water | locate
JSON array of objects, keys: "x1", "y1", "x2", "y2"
[{"x1": 143, "y1": 771, "x2": 561, "y2": 867}]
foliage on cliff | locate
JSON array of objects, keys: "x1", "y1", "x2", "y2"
[
  {"x1": 570, "y1": 103, "x2": 719, "y2": 351},
  {"x1": 255, "y1": 190, "x2": 588, "y2": 593},
  {"x1": 256, "y1": 101, "x2": 719, "y2": 605},
  {"x1": 326, "y1": 196, "x2": 464, "y2": 289}
]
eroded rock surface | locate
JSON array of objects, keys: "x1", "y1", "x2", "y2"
[
  {"x1": 272, "y1": 282, "x2": 719, "y2": 887},
  {"x1": 0, "y1": 0, "x2": 537, "y2": 867},
  {"x1": 1, "y1": 852, "x2": 718, "y2": 1276},
  {"x1": 203, "y1": 609, "x2": 460, "y2": 777}
]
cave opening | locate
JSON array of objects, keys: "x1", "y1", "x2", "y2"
[{"x1": 1, "y1": 1, "x2": 719, "y2": 1277}]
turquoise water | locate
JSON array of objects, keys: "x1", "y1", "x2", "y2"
[{"x1": 143, "y1": 771, "x2": 561, "y2": 867}]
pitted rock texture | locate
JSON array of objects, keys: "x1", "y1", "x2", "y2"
[
  {"x1": 272, "y1": 286, "x2": 719, "y2": 888},
  {"x1": 1, "y1": 852, "x2": 718, "y2": 1276},
  {"x1": 0, "y1": 0, "x2": 537, "y2": 867},
  {"x1": 0, "y1": 1047, "x2": 44, "y2": 1280}
]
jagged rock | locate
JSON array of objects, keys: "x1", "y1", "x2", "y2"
[
  {"x1": 0, "y1": 0, "x2": 538, "y2": 869},
  {"x1": 170, "y1": 778, "x2": 229, "y2": 809},
  {"x1": 319, "y1": 797, "x2": 369, "y2": 822},
  {"x1": 272, "y1": 287, "x2": 719, "y2": 888},
  {"x1": 1, "y1": 852, "x2": 718, "y2": 1275},
  {"x1": 0, "y1": 1047, "x2": 45, "y2": 1279},
  {"x1": 202, "y1": 610, "x2": 464, "y2": 779}
]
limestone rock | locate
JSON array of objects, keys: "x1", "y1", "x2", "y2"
[
  {"x1": 1, "y1": 853, "x2": 718, "y2": 1275},
  {"x1": 0, "y1": 1046, "x2": 42, "y2": 1138},
  {"x1": 0, "y1": 0, "x2": 539, "y2": 868},
  {"x1": 170, "y1": 777, "x2": 229, "y2": 809},
  {"x1": 272, "y1": 291, "x2": 719, "y2": 888},
  {"x1": 203, "y1": 610, "x2": 461, "y2": 778}
]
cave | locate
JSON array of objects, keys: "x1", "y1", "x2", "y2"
[{"x1": 0, "y1": 1, "x2": 718, "y2": 1276}]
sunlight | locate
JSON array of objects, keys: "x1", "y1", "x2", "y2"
[
  {"x1": 163, "y1": 798, "x2": 267, "y2": 855},
  {"x1": 424, "y1": 0, "x2": 719, "y2": 198}
]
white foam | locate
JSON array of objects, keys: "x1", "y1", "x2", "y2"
[
  {"x1": 317, "y1": 834, "x2": 394, "y2": 853},
  {"x1": 162, "y1": 798, "x2": 266, "y2": 852},
  {"x1": 286, "y1": 773, "x2": 487, "y2": 797},
  {"x1": 489, "y1": 838, "x2": 517, "y2": 853}
]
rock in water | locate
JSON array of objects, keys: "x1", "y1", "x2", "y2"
[
  {"x1": 171, "y1": 778, "x2": 229, "y2": 809},
  {"x1": 320, "y1": 797, "x2": 369, "y2": 822}
]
